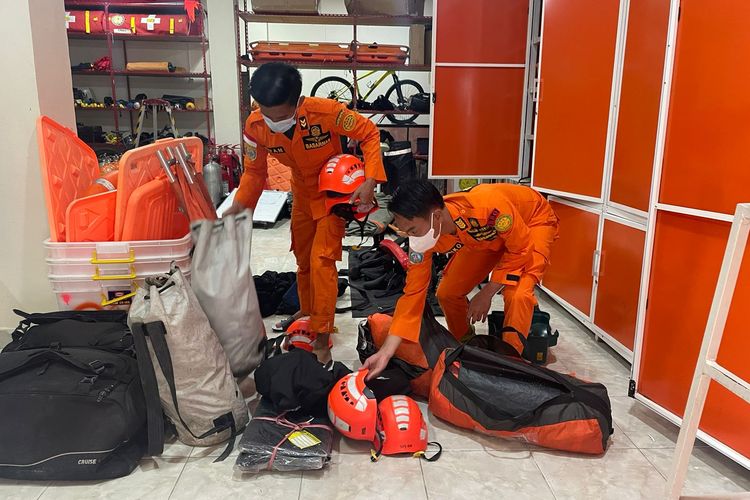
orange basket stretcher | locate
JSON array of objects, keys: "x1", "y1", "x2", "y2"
[
  {"x1": 249, "y1": 41, "x2": 352, "y2": 63},
  {"x1": 354, "y1": 43, "x2": 409, "y2": 64}
]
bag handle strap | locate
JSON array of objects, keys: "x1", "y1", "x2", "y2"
[
  {"x1": 130, "y1": 322, "x2": 165, "y2": 456},
  {"x1": 0, "y1": 349, "x2": 125, "y2": 384},
  {"x1": 11, "y1": 309, "x2": 127, "y2": 341},
  {"x1": 143, "y1": 321, "x2": 238, "y2": 460}
]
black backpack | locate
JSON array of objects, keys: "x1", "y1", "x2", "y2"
[{"x1": 0, "y1": 310, "x2": 159, "y2": 480}]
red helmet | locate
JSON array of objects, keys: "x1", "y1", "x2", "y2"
[
  {"x1": 327, "y1": 369, "x2": 378, "y2": 441},
  {"x1": 319, "y1": 154, "x2": 377, "y2": 221},
  {"x1": 375, "y1": 395, "x2": 428, "y2": 456},
  {"x1": 284, "y1": 317, "x2": 317, "y2": 352}
]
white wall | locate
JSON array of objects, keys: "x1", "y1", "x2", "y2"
[
  {"x1": 0, "y1": 0, "x2": 74, "y2": 328},
  {"x1": 206, "y1": 0, "x2": 242, "y2": 146}
]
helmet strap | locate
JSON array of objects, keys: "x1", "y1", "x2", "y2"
[
  {"x1": 370, "y1": 430, "x2": 384, "y2": 462},
  {"x1": 414, "y1": 442, "x2": 443, "y2": 462},
  {"x1": 357, "y1": 212, "x2": 371, "y2": 248}
]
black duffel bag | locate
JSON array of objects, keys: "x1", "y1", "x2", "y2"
[{"x1": 0, "y1": 310, "x2": 158, "y2": 480}]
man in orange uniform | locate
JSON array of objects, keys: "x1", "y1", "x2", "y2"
[
  {"x1": 227, "y1": 63, "x2": 386, "y2": 361},
  {"x1": 362, "y1": 180, "x2": 558, "y2": 377}
]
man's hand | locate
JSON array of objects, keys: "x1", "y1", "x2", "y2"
[
  {"x1": 349, "y1": 178, "x2": 377, "y2": 211},
  {"x1": 467, "y1": 282, "x2": 502, "y2": 324},
  {"x1": 222, "y1": 201, "x2": 246, "y2": 217},
  {"x1": 361, "y1": 334, "x2": 402, "y2": 380}
]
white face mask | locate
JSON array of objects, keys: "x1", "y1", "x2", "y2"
[
  {"x1": 409, "y1": 211, "x2": 441, "y2": 254},
  {"x1": 263, "y1": 113, "x2": 296, "y2": 133}
]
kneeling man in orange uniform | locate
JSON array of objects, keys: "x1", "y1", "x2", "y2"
[{"x1": 363, "y1": 180, "x2": 559, "y2": 377}]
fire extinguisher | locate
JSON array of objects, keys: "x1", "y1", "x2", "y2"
[{"x1": 217, "y1": 145, "x2": 241, "y2": 196}]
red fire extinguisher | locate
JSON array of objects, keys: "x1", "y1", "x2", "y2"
[{"x1": 217, "y1": 144, "x2": 241, "y2": 195}]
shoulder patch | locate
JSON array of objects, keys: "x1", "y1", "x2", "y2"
[
  {"x1": 495, "y1": 214, "x2": 513, "y2": 233},
  {"x1": 454, "y1": 217, "x2": 467, "y2": 231},
  {"x1": 408, "y1": 250, "x2": 424, "y2": 264},
  {"x1": 335, "y1": 109, "x2": 345, "y2": 126},
  {"x1": 244, "y1": 133, "x2": 258, "y2": 161},
  {"x1": 342, "y1": 113, "x2": 356, "y2": 132},
  {"x1": 243, "y1": 133, "x2": 257, "y2": 148}
]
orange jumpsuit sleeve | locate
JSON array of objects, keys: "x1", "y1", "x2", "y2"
[
  {"x1": 234, "y1": 128, "x2": 269, "y2": 210},
  {"x1": 328, "y1": 104, "x2": 386, "y2": 182},
  {"x1": 487, "y1": 201, "x2": 534, "y2": 286},
  {"x1": 389, "y1": 252, "x2": 433, "y2": 342}
]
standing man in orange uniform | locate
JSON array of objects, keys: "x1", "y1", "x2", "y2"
[
  {"x1": 227, "y1": 62, "x2": 386, "y2": 362},
  {"x1": 362, "y1": 180, "x2": 559, "y2": 377}
]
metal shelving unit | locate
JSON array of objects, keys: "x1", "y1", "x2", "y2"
[
  {"x1": 67, "y1": 1, "x2": 213, "y2": 148},
  {"x1": 234, "y1": 1, "x2": 433, "y2": 129},
  {"x1": 238, "y1": 12, "x2": 432, "y2": 26},
  {"x1": 72, "y1": 69, "x2": 211, "y2": 78}
]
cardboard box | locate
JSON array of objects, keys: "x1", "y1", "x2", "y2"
[
  {"x1": 425, "y1": 26, "x2": 432, "y2": 65},
  {"x1": 345, "y1": 0, "x2": 425, "y2": 16},
  {"x1": 251, "y1": 0, "x2": 319, "y2": 14},
  {"x1": 409, "y1": 25, "x2": 425, "y2": 65}
]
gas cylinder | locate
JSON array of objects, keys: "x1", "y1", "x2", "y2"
[
  {"x1": 203, "y1": 156, "x2": 223, "y2": 207},
  {"x1": 83, "y1": 170, "x2": 118, "y2": 197}
]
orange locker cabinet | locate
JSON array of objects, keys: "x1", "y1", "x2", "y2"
[
  {"x1": 542, "y1": 200, "x2": 600, "y2": 316},
  {"x1": 593, "y1": 219, "x2": 646, "y2": 351},
  {"x1": 658, "y1": 1, "x2": 750, "y2": 215},
  {"x1": 431, "y1": 67, "x2": 525, "y2": 177},
  {"x1": 430, "y1": 0, "x2": 529, "y2": 177},
  {"x1": 532, "y1": 0, "x2": 620, "y2": 199},
  {"x1": 639, "y1": 212, "x2": 750, "y2": 460},
  {"x1": 609, "y1": 0, "x2": 670, "y2": 213},
  {"x1": 434, "y1": 0, "x2": 528, "y2": 64}
]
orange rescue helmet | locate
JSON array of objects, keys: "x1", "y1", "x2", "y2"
[
  {"x1": 284, "y1": 317, "x2": 317, "y2": 352},
  {"x1": 327, "y1": 369, "x2": 378, "y2": 441},
  {"x1": 319, "y1": 154, "x2": 377, "y2": 221},
  {"x1": 375, "y1": 395, "x2": 429, "y2": 456}
]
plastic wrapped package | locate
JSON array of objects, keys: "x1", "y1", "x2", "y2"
[{"x1": 235, "y1": 399, "x2": 333, "y2": 473}]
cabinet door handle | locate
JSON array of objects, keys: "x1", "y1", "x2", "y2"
[{"x1": 592, "y1": 250, "x2": 601, "y2": 278}]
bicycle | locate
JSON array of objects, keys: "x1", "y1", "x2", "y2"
[{"x1": 311, "y1": 70, "x2": 424, "y2": 124}]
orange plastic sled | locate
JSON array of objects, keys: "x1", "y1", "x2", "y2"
[
  {"x1": 37, "y1": 116, "x2": 108, "y2": 242},
  {"x1": 115, "y1": 137, "x2": 203, "y2": 241},
  {"x1": 354, "y1": 43, "x2": 409, "y2": 64},
  {"x1": 65, "y1": 191, "x2": 117, "y2": 242},
  {"x1": 250, "y1": 41, "x2": 352, "y2": 63},
  {"x1": 120, "y1": 177, "x2": 187, "y2": 241}
]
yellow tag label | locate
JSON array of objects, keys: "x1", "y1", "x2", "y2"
[{"x1": 288, "y1": 430, "x2": 321, "y2": 449}]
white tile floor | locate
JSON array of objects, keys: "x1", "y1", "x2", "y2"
[{"x1": 3, "y1": 220, "x2": 749, "y2": 500}]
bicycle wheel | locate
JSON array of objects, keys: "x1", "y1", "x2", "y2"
[
  {"x1": 384, "y1": 79, "x2": 424, "y2": 124},
  {"x1": 311, "y1": 76, "x2": 355, "y2": 106}
]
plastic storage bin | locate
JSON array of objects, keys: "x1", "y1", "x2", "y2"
[
  {"x1": 44, "y1": 233, "x2": 193, "y2": 261},
  {"x1": 44, "y1": 233, "x2": 193, "y2": 310},
  {"x1": 49, "y1": 270, "x2": 192, "y2": 311}
]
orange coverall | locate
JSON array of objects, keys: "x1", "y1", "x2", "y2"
[
  {"x1": 236, "y1": 97, "x2": 386, "y2": 334},
  {"x1": 390, "y1": 184, "x2": 559, "y2": 354}
]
